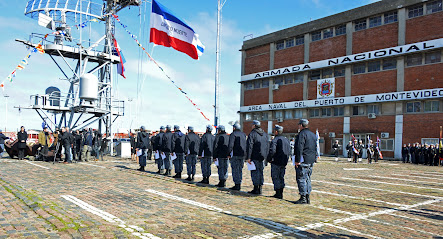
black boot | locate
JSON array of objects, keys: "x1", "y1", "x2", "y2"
[
  {"x1": 306, "y1": 194, "x2": 310, "y2": 204},
  {"x1": 191, "y1": 175, "x2": 195, "y2": 181},
  {"x1": 293, "y1": 195, "x2": 307, "y2": 204},
  {"x1": 229, "y1": 184, "x2": 241, "y2": 191},
  {"x1": 280, "y1": 188, "x2": 284, "y2": 199},
  {"x1": 185, "y1": 175, "x2": 192, "y2": 181},
  {"x1": 258, "y1": 185, "x2": 262, "y2": 194},
  {"x1": 248, "y1": 185, "x2": 259, "y2": 194},
  {"x1": 173, "y1": 172, "x2": 181, "y2": 179},
  {"x1": 273, "y1": 189, "x2": 283, "y2": 199},
  {"x1": 216, "y1": 180, "x2": 225, "y2": 187},
  {"x1": 137, "y1": 166, "x2": 145, "y2": 171},
  {"x1": 168, "y1": 169, "x2": 172, "y2": 176},
  {"x1": 156, "y1": 169, "x2": 161, "y2": 174}
]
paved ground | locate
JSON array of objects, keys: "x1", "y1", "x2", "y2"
[{"x1": 0, "y1": 155, "x2": 442, "y2": 239}]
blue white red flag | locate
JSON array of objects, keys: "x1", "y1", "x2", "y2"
[
  {"x1": 316, "y1": 129, "x2": 321, "y2": 160},
  {"x1": 112, "y1": 37, "x2": 126, "y2": 79},
  {"x1": 150, "y1": 0, "x2": 205, "y2": 60},
  {"x1": 376, "y1": 136, "x2": 383, "y2": 159}
]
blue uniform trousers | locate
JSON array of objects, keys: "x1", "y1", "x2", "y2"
[
  {"x1": 201, "y1": 157, "x2": 212, "y2": 178},
  {"x1": 217, "y1": 158, "x2": 229, "y2": 181},
  {"x1": 230, "y1": 156, "x2": 244, "y2": 184},
  {"x1": 173, "y1": 153, "x2": 184, "y2": 174},
  {"x1": 139, "y1": 149, "x2": 148, "y2": 167},
  {"x1": 156, "y1": 151, "x2": 164, "y2": 170},
  {"x1": 296, "y1": 164, "x2": 313, "y2": 196},
  {"x1": 186, "y1": 154, "x2": 197, "y2": 176},
  {"x1": 271, "y1": 164, "x2": 286, "y2": 191},
  {"x1": 163, "y1": 152, "x2": 173, "y2": 170},
  {"x1": 250, "y1": 159, "x2": 264, "y2": 186}
]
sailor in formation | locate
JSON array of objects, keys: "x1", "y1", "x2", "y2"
[
  {"x1": 227, "y1": 123, "x2": 246, "y2": 191},
  {"x1": 268, "y1": 125, "x2": 291, "y2": 199},
  {"x1": 213, "y1": 125, "x2": 230, "y2": 187},
  {"x1": 184, "y1": 126, "x2": 200, "y2": 181},
  {"x1": 246, "y1": 120, "x2": 269, "y2": 195},
  {"x1": 198, "y1": 125, "x2": 215, "y2": 184},
  {"x1": 172, "y1": 125, "x2": 186, "y2": 179}
]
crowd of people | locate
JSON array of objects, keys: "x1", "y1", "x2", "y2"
[
  {"x1": 131, "y1": 119, "x2": 318, "y2": 204},
  {"x1": 401, "y1": 143, "x2": 441, "y2": 166}
]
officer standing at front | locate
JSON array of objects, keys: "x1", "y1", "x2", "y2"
[
  {"x1": 161, "y1": 125, "x2": 174, "y2": 176},
  {"x1": 184, "y1": 126, "x2": 200, "y2": 181},
  {"x1": 153, "y1": 126, "x2": 165, "y2": 174},
  {"x1": 172, "y1": 125, "x2": 186, "y2": 179},
  {"x1": 198, "y1": 125, "x2": 215, "y2": 184},
  {"x1": 136, "y1": 126, "x2": 150, "y2": 171},
  {"x1": 213, "y1": 125, "x2": 230, "y2": 187},
  {"x1": 268, "y1": 125, "x2": 291, "y2": 199},
  {"x1": 227, "y1": 123, "x2": 246, "y2": 191},
  {"x1": 293, "y1": 119, "x2": 317, "y2": 204},
  {"x1": 246, "y1": 120, "x2": 269, "y2": 195}
]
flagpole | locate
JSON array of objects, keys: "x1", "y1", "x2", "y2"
[{"x1": 214, "y1": 0, "x2": 226, "y2": 129}]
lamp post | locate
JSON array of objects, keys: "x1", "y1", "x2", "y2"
[{"x1": 4, "y1": 95, "x2": 9, "y2": 131}]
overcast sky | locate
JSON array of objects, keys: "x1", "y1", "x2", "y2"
[{"x1": 0, "y1": 0, "x2": 378, "y2": 133}]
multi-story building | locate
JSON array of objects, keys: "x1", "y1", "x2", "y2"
[{"x1": 239, "y1": 0, "x2": 443, "y2": 158}]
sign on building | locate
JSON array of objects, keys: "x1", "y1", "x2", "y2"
[{"x1": 317, "y1": 78, "x2": 335, "y2": 99}]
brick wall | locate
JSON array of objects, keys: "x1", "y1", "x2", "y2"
[
  {"x1": 404, "y1": 63, "x2": 443, "y2": 91},
  {"x1": 310, "y1": 35, "x2": 347, "y2": 62},
  {"x1": 403, "y1": 113, "x2": 443, "y2": 144},
  {"x1": 353, "y1": 23, "x2": 398, "y2": 54},
  {"x1": 244, "y1": 88, "x2": 269, "y2": 106},
  {"x1": 308, "y1": 80, "x2": 317, "y2": 100},
  {"x1": 244, "y1": 45, "x2": 270, "y2": 75},
  {"x1": 406, "y1": 11, "x2": 443, "y2": 44},
  {"x1": 274, "y1": 45, "x2": 304, "y2": 69},
  {"x1": 273, "y1": 83, "x2": 304, "y2": 103},
  {"x1": 335, "y1": 77, "x2": 346, "y2": 97},
  {"x1": 351, "y1": 70, "x2": 397, "y2": 96}
]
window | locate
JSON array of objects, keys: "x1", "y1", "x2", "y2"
[
  {"x1": 284, "y1": 110, "x2": 293, "y2": 119},
  {"x1": 334, "y1": 67, "x2": 345, "y2": 77},
  {"x1": 353, "y1": 106, "x2": 365, "y2": 116},
  {"x1": 274, "y1": 77, "x2": 283, "y2": 86},
  {"x1": 367, "y1": 61, "x2": 381, "y2": 72},
  {"x1": 334, "y1": 107, "x2": 344, "y2": 116},
  {"x1": 354, "y1": 19, "x2": 367, "y2": 31},
  {"x1": 310, "y1": 109, "x2": 320, "y2": 117},
  {"x1": 262, "y1": 112, "x2": 269, "y2": 121},
  {"x1": 367, "y1": 105, "x2": 380, "y2": 115},
  {"x1": 406, "y1": 101, "x2": 421, "y2": 113},
  {"x1": 312, "y1": 31, "x2": 322, "y2": 41},
  {"x1": 262, "y1": 79, "x2": 269, "y2": 88},
  {"x1": 245, "y1": 82, "x2": 253, "y2": 90},
  {"x1": 353, "y1": 63, "x2": 366, "y2": 74},
  {"x1": 407, "y1": 54, "x2": 422, "y2": 66},
  {"x1": 252, "y1": 112, "x2": 261, "y2": 120},
  {"x1": 336, "y1": 24, "x2": 346, "y2": 36},
  {"x1": 274, "y1": 111, "x2": 283, "y2": 120},
  {"x1": 424, "y1": 101, "x2": 440, "y2": 112},
  {"x1": 322, "y1": 68, "x2": 333, "y2": 78},
  {"x1": 276, "y1": 40, "x2": 285, "y2": 50},
  {"x1": 425, "y1": 51, "x2": 441, "y2": 64},
  {"x1": 369, "y1": 16, "x2": 382, "y2": 28},
  {"x1": 384, "y1": 11, "x2": 398, "y2": 24},
  {"x1": 408, "y1": 4, "x2": 423, "y2": 18},
  {"x1": 322, "y1": 108, "x2": 332, "y2": 117},
  {"x1": 422, "y1": 138, "x2": 439, "y2": 146},
  {"x1": 294, "y1": 110, "x2": 302, "y2": 119},
  {"x1": 323, "y1": 28, "x2": 333, "y2": 39},
  {"x1": 427, "y1": 0, "x2": 442, "y2": 14},
  {"x1": 254, "y1": 80, "x2": 261, "y2": 89},
  {"x1": 294, "y1": 73, "x2": 304, "y2": 83},
  {"x1": 383, "y1": 58, "x2": 397, "y2": 70},
  {"x1": 245, "y1": 113, "x2": 252, "y2": 121},
  {"x1": 380, "y1": 139, "x2": 394, "y2": 151},
  {"x1": 284, "y1": 74, "x2": 293, "y2": 84},
  {"x1": 310, "y1": 70, "x2": 321, "y2": 80},
  {"x1": 295, "y1": 36, "x2": 304, "y2": 45},
  {"x1": 286, "y1": 38, "x2": 295, "y2": 48}
]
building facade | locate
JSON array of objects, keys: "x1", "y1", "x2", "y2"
[{"x1": 239, "y1": 0, "x2": 443, "y2": 158}]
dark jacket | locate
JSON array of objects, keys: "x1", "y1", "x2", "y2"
[
  {"x1": 17, "y1": 131, "x2": 28, "y2": 149},
  {"x1": 0, "y1": 133, "x2": 9, "y2": 144},
  {"x1": 402, "y1": 146, "x2": 409, "y2": 156},
  {"x1": 161, "y1": 131, "x2": 174, "y2": 153},
  {"x1": 246, "y1": 127, "x2": 269, "y2": 161},
  {"x1": 185, "y1": 132, "x2": 200, "y2": 155},
  {"x1": 130, "y1": 135, "x2": 136, "y2": 148},
  {"x1": 294, "y1": 128, "x2": 317, "y2": 164},
  {"x1": 74, "y1": 133, "x2": 82, "y2": 147},
  {"x1": 199, "y1": 132, "x2": 215, "y2": 157},
  {"x1": 172, "y1": 130, "x2": 186, "y2": 153},
  {"x1": 61, "y1": 132, "x2": 73, "y2": 146},
  {"x1": 213, "y1": 132, "x2": 229, "y2": 159},
  {"x1": 346, "y1": 143, "x2": 353, "y2": 156},
  {"x1": 137, "y1": 131, "x2": 150, "y2": 149},
  {"x1": 84, "y1": 131, "x2": 93, "y2": 147},
  {"x1": 268, "y1": 135, "x2": 291, "y2": 166},
  {"x1": 153, "y1": 132, "x2": 164, "y2": 151},
  {"x1": 93, "y1": 134, "x2": 102, "y2": 148},
  {"x1": 228, "y1": 130, "x2": 246, "y2": 157}
]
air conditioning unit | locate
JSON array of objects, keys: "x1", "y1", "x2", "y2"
[
  {"x1": 277, "y1": 117, "x2": 283, "y2": 123},
  {"x1": 368, "y1": 113, "x2": 376, "y2": 119},
  {"x1": 381, "y1": 132, "x2": 389, "y2": 138},
  {"x1": 272, "y1": 84, "x2": 279, "y2": 90},
  {"x1": 329, "y1": 132, "x2": 336, "y2": 138}
]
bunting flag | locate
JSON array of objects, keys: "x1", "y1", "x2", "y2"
[
  {"x1": 2, "y1": 34, "x2": 49, "y2": 90},
  {"x1": 113, "y1": 14, "x2": 211, "y2": 122},
  {"x1": 149, "y1": 0, "x2": 205, "y2": 60},
  {"x1": 376, "y1": 136, "x2": 384, "y2": 159},
  {"x1": 351, "y1": 134, "x2": 359, "y2": 154}
]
